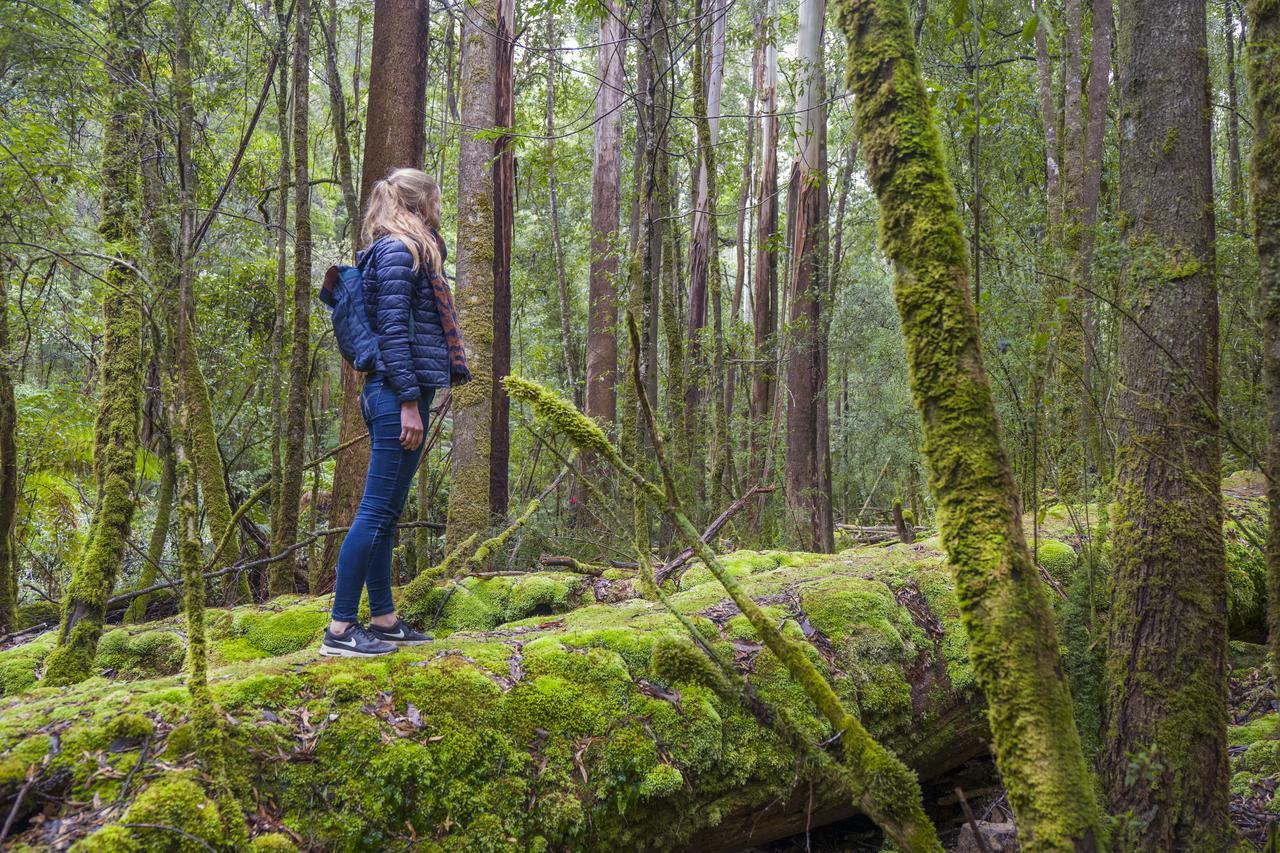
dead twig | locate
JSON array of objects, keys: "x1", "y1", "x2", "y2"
[{"x1": 654, "y1": 484, "x2": 776, "y2": 584}]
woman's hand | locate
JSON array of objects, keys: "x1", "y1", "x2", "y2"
[{"x1": 400, "y1": 401, "x2": 424, "y2": 450}]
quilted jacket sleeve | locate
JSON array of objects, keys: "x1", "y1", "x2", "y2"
[{"x1": 369, "y1": 238, "x2": 421, "y2": 402}]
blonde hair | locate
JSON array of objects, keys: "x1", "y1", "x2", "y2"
[{"x1": 360, "y1": 168, "x2": 443, "y2": 274}]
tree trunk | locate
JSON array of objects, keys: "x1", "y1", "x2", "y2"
[
  {"x1": 322, "y1": 0, "x2": 360, "y2": 231},
  {"x1": 784, "y1": 0, "x2": 830, "y2": 553},
  {"x1": 0, "y1": 271, "x2": 17, "y2": 633},
  {"x1": 446, "y1": 0, "x2": 500, "y2": 550},
  {"x1": 1033, "y1": 0, "x2": 1061, "y2": 240},
  {"x1": 270, "y1": 0, "x2": 313, "y2": 596},
  {"x1": 43, "y1": 0, "x2": 145, "y2": 686},
  {"x1": 545, "y1": 13, "x2": 580, "y2": 406},
  {"x1": 126, "y1": 441, "x2": 174, "y2": 623},
  {"x1": 172, "y1": 20, "x2": 244, "y2": 604},
  {"x1": 750, "y1": 0, "x2": 779, "y2": 490},
  {"x1": 321, "y1": 0, "x2": 429, "y2": 589},
  {"x1": 1249, "y1": 0, "x2": 1280, "y2": 698},
  {"x1": 269, "y1": 0, "x2": 290, "y2": 574},
  {"x1": 490, "y1": 0, "x2": 515, "y2": 521},
  {"x1": 1227, "y1": 0, "x2": 1245, "y2": 223},
  {"x1": 1103, "y1": 1, "x2": 1231, "y2": 847},
  {"x1": 576, "y1": 0, "x2": 625, "y2": 522},
  {"x1": 686, "y1": 0, "x2": 726, "y2": 441},
  {"x1": 833, "y1": 0, "x2": 1107, "y2": 846}
]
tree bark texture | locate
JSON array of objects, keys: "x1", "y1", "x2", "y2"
[
  {"x1": 784, "y1": 0, "x2": 831, "y2": 553},
  {"x1": 446, "y1": 0, "x2": 500, "y2": 550},
  {"x1": 832, "y1": 0, "x2": 1108, "y2": 847},
  {"x1": 1103, "y1": 2, "x2": 1232, "y2": 847},
  {"x1": 1248, "y1": 0, "x2": 1280, "y2": 697},
  {"x1": 490, "y1": 0, "x2": 515, "y2": 521}
]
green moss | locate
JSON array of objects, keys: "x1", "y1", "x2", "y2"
[
  {"x1": 94, "y1": 629, "x2": 185, "y2": 680},
  {"x1": 250, "y1": 833, "x2": 297, "y2": 851},
  {"x1": 117, "y1": 774, "x2": 224, "y2": 852},
  {"x1": 400, "y1": 573, "x2": 586, "y2": 635},
  {"x1": 1229, "y1": 713, "x2": 1280, "y2": 748},
  {"x1": 16, "y1": 601, "x2": 59, "y2": 630},
  {"x1": 0, "y1": 632, "x2": 57, "y2": 696}
]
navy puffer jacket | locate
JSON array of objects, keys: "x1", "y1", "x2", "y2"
[{"x1": 359, "y1": 235, "x2": 451, "y2": 399}]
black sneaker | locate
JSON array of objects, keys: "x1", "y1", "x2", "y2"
[
  {"x1": 319, "y1": 624, "x2": 398, "y2": 657},
  {"x1": 367, "y1": 618, "x2": 433, "y2": 646}
]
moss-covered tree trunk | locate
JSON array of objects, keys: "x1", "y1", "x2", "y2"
[
  {"x1": 43, "y1": 0, "x2": 145, "y2": 685},
  {"x1": 1102, "y1": 1, "x2": 1232, "y2": 847},
  {"x1": 0, "y1": 269, "x2": 17, "y2": 634},
  {"x1": 270, "y1": 0, "x2": 312, "y2": 596},
  {"x1": 1247, "y1": 0, "x2": 1280, "y2": 699},
  {"x1": 831, "y1": 0, "x2": 1107, "y2": 848},
  {"x1": 170, "y1": 5, "x2": 245, "y2": 604},
  {"x1": 445, "y1": 0, "x2": 499, "y2": 550},
  {"x1": 125, "y1": 444, "x2": 173, "y2": 623}
]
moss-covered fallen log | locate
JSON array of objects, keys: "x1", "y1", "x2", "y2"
[
  {"x1": 0, "y1": 544, "x2": 989, "y2": 851},
  {"x1": 0, "y1": 498, "x2": 1267, "y2": 851}
]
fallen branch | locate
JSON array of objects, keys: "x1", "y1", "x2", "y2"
[
  {"x1": 654, "y1": 484, "x2": 776, "y2": 584},
  {"x1": 537, "y1": 555, "x2": 605, "y2": 576},
  {"x1": 503, "y1": 362, "x2": 943, "y2": 849}
]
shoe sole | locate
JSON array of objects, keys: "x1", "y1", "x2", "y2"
[
  {"x1": 375, "y1": 637, "x2": 433, "y2": 646},
  {"x1": 318, "y1": 645, "x2": 397, "y2": 658}
]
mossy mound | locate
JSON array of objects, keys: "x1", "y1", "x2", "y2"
[
  {"x1": 398, "y1": 571, "x2": 589, "y2": 634},
  {"x1": 0, "y1": 545, "x2": 984, "y2": 851}
]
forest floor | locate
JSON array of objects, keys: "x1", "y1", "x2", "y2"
[{"x1": 0, "y1": 485, "x2": 1274, "y2": 850}]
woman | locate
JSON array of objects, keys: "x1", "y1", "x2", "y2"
[{"x1": 321, "y1": 168, "x2": 469, "y2": 657}]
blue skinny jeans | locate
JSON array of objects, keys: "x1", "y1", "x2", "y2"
[{"x1": 331, "y1": 376, "x2": 435, "y2": 622}]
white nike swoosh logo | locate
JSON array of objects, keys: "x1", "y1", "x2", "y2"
[
  {"x1": 331, "y1": 636, "x2": 358, "y2": 647},
  {"x1": 385, "y1": 629, "x2": 405, "y2": 638}
]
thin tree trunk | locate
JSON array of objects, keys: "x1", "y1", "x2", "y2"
[
  {"x1": 1034, "y1": 0, "x2": 1061, "y2": 240},
  {"x1": 834, "y1": 0, "x2": 1108, "y2": 846},
  {"x1": 784, "y1": 0, "x2": 829, "y2": 552},
  {"x1": 490, "y1": 0, "x2": 515, "y2": 521},
  {"x1": 0, "y1": 271, "x2": 17, "y2": 633},
  {"x1": 1227, "y1": 0, "x2": 1245, "y2": 222},
  {"x1": 1248, "y1": 0, "x2": 1280, "y2": 694},
  {"x1": 321, "y1": 0, "x2": 429, "y2": 588},
  {"x1": 750, "y1": 0, "x2": 779, "y2": 487},
  {"x1": 270, "y1": 0, "x2": 312, "y2": 595},
  {"x1": 172, "y1": 17, "x2": 244, "y2": 603},
  {"x1": 1103, "y1": 1, "x2": 1231, "y2": 847},
  {"x1": 270, "y1": 0, "x2": 290, "y2": 560},
  {"x1": 546, "y1": 13, "x2": 580, "y2": 405},
  {"x1": 44, "y1": 0, "x2": 144, "y2": 685},
  {"x1": 577, "y1": 0, "x2": 624, "y2": 521},
  {"x1": 686, "y1": 0, "x2": 726, "y2": 425},
  {"x1": 322, "y1": 0, "x2": 360, "y2": 231},
  {"x1": 446, "y1": 0, "x2": 500, "y2": 549},
  {"x1": 126, "y1": 440, "x2": 174, "y2": 623}
]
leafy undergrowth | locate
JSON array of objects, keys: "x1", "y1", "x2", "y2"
[{"x1": 0, "y1": 544, "x2": 990, "y2": 851}]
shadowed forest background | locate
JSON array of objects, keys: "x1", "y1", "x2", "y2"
[{"x1": 1, "y1": 0, "x2": 1280, "y2": 848}]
